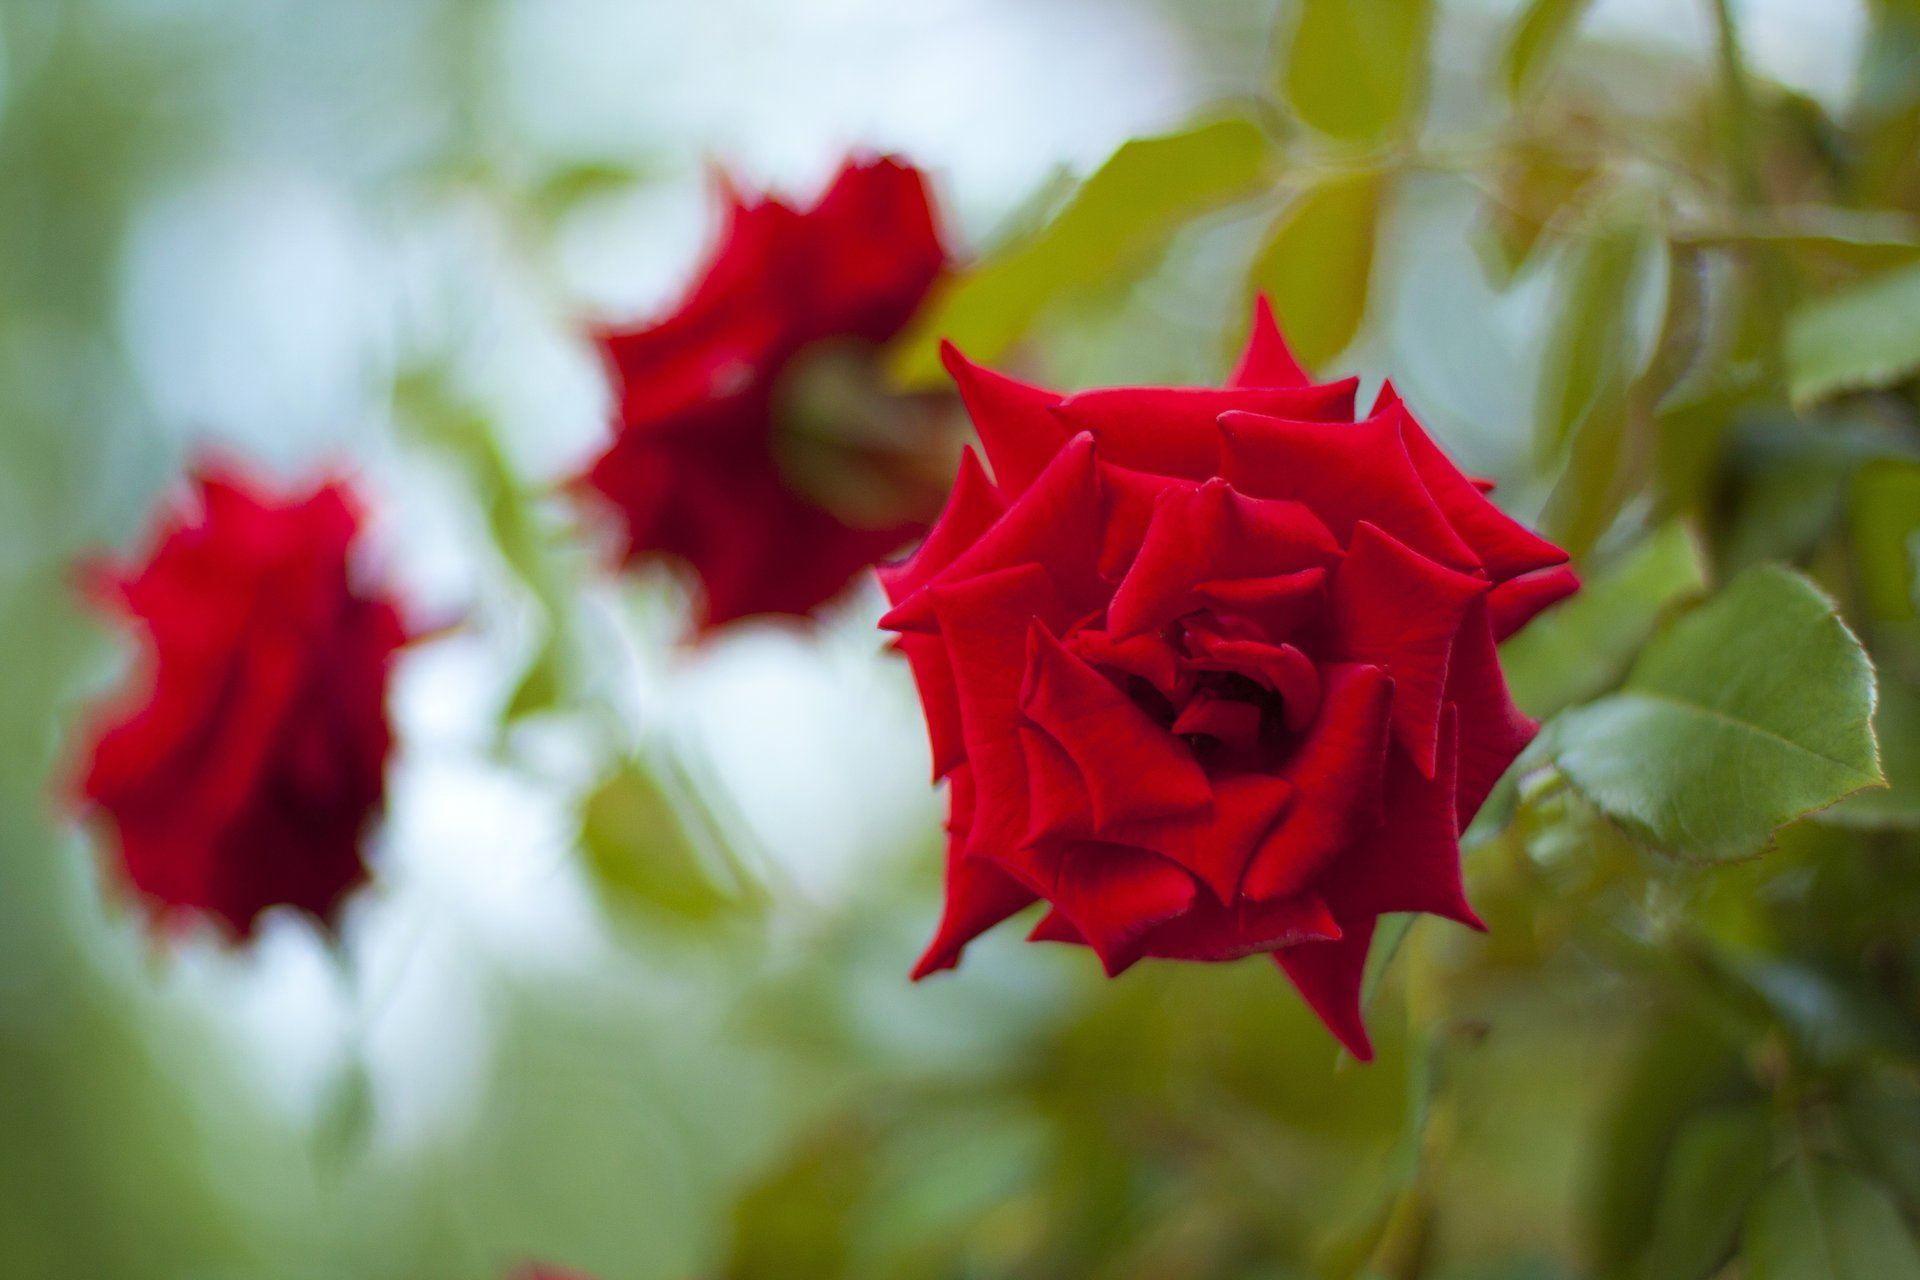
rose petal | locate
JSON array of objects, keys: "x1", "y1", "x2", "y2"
[
  {"x1": 878, "y1": 446, "x2": 1004, "y2": 605},
  {"x1": 1242, "y1": 663, "x2": 1393, "y2": 902},
  {"x1": 1229, "y1": 295, "x2": 1313, "y2": 389},
  {"x1": 1217, "y1": 408, "x2": 1480, "y2": 573},
  {"x1": 1328, "y1": 521, "x2": 1488, "y2": 778},
  {"x1": 1445, "y1": 597, "x2": 1537, "y2": 826},
  {"x1": 1488, "y1": 565, "x2": 1581, "y2": 641},
  {"x1": 924, "y1": 564, "x2": 1075, "y2": 858},
  {"x1": 1052, "y1": 383, "x2": 1358, "y2": 479},
  {"x1": 1274, "y1": 916, "x2": 1378, "y2": 1060},
  {"x1": 1319, "y1": 707, "x2": 1483, "y2": 929},
  {"x1": 1143, "y1": 889, "x2": 1340, "y2": 962},
  {"x1": 1020, "y1": 625, "x2": 1212, "y2": 830},
  {"x1": 940, "y1": 341, "x2": 1069, "y2": 495},
  {"x1": 880, "y1": 432, "x2": 1103, "y2": 634},
  {"x1": 1107, "y1": 479, "x2": 1338, "y2": 639}
]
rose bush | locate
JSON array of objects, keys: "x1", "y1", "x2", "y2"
[
  {"x1": 881, "y1": 301, "x2": 1578, "y2": 1057},
  {"x1": 580, "y1": 155, "x2": 950, "y2": 631},
  {"x1": 76, "y1": 466, "x2": 408, "y2": 939}
]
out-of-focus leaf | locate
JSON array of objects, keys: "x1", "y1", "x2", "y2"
[
  {"x1": 1244, "y1": 171, "x2": 1384, "y2": 372},
  {"x1": 1587, "y1": 1020, "x2": 1752, "y2": 1276},
  {"x1": 1850, "y1": 457, "x2": 1920, "y2": 620},
  {"x1": 1537, "y1": 221, "x2": 1664, "y2": 464},
  {"x1": 1537, "y1": 221, "x2": 1669, "y2": 557},
  {"x1": 1742, "y1": 1157, "x2": 1920, "y2": 1279},
  {"x1": 1716, "y1": 410, "x2": 1902, "y2": 575},
  {"x1": 1821, "y1": 676, "x2": 1920, "y2": 829},
  {"x1": 1500, "y1": 0, "x2": 1598, "y2": 100},
  {"x1": 527, "y1": 161, "x2": 649, "y2": 223},
  {"x1": 1500, "y1": 522, "x2": 1708, "y2": 719},
  {"x1": 1642, "y1": 1103, "x2": 1773, "y2": 1280},
  {"x1": 1475, "y1": 143, "x2": 1599, "y2": 283},
  {"x1": 579, "y1": 757, "x2": 738, "y2": 922},
  {"x1": 1281, "y1": 0, "x2": 1432, "y2": 142},
  {"x1": 1839, "y1": 1087, "x2": 1920, "y2": 1209},
  {"x1": 1549, "y1": 566, "x2": 1883, "y2": 859},
  {"x1": 1787, "y1": 260, "x2": 1920, "y2": 405},
  {"x1": 887, "y1": 117, "x2": 1275, "y2": 388}
]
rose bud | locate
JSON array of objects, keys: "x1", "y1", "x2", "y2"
[
  {"x1": 880, "y1": 299, "x2": 1578, "y2": 1059},
  {"x1": 75, "y1": 464, "x2": 409, "y2": 941},
  {"x1": 578, "y1": 155, "x2": 958, "y2": 633}
]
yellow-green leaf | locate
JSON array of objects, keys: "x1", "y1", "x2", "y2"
[
  {"x1": 1501, "y1": 0, "x2": 1598, "y2": 100},
  {"x1": 887, "y1": 117, "x2": 1275, "y2": 388},
  {"x1": 579, "y1": 758, "x2": 737, "y2": 922},
  {"x1": 1244, "y1": 170, "x2": 1384, "y2": 372},
  {"x1": 1281, "y1": 0, "x2": 1432, "y2": 142}
]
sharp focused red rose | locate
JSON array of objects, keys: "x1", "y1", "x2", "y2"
[
  {"x1": 880, "y1": 301, "x2": 1579, "y2": 1058},
  {"x1": 76, "y1": 465, "x2": 408, "y2": 940},
  {"x1": 580, "y1": 154, "x2": 952, "y2": 632}
]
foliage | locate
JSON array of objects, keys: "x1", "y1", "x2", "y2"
[{"x1": 3, "y1": 0, "x2": 1919, "y2": 1278}]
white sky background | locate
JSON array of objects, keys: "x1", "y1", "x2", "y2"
[{"x1": 114, "y1": 0, "x2": 1866, "y2": 1143}]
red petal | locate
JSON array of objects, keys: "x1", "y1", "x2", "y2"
[
  {"x1": 1217, "y1": 408, "x2": 1480, "y2": 573},
  {"x1": 923, "y1": 564, "x2": 1075, "y2": 858},
  {"x1": 1392, "y1": 395, "x2": 1569, "y2": 582},
  {"x1": 1320, "y1": 707, "x2": 1482, "y2": 929},
  {"x1": 1052, "y1": 383, "x2": 1357, "y2": 479},
  {"x1": 1445, "y1": 598, "x2": 1537, "y2": 826},
  {"x1": 897, "y1": 633, "x2": 966, "y2": 780},
  {"x1": 879, "y1": 433, "x2": 1103, "y2": 634},
  {"x1": 1328, "y1": 522, "x2": 1488, "y2": 778},
  {"x1": 1488, "y1": 565, "x2": 1581, "y2": 641},
  {"x1": 1099, "y1": 772, "x2": 1293, "y2": 905},
  {"x1": 1015, "y1": 842, "x2": 1196, "y2": 976},
  {"x1": 1107, "y1": 479, "x2": 1338, "y2": 639},
  {"x1": 940, "y1": 342, "x2": 1069, "y2": 495},
  {"x1": 913, "y1": 770, "x2": 1039, "y2": 979},
  {"x1": 1020, "y1": 625, "x2": 1212, "y2": 830},
  {"x1": 878, "y1": 446, "x2": 1004, "y2": 605},
  {"x1": 1275, "y1": 916, "x2": 1378, "y2": 1060},
  {"x1": 1242, "y1": 663, "x2": 1393, "y2": 901},
  {"x1": 1143, "y1": 890, "x2": 1340, "y2": 962},
  {"x1": 1229, "y1": 295, "x2": 1313, "y2": 389}
]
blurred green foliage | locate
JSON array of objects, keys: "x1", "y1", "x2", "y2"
[{"x1": 4, "y1": 0, "x2": 1920, "y2": 1278}]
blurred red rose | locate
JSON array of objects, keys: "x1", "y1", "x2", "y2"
[
  {"x1": 76, "y1": 465, "x2": 408, "y2": 940},
  {"x1": 881, "y1": 300, "x2": 1578, "y2": 1058},
  {"x1": 580, "y1": 154, "x2": 951, "y2": 631}
]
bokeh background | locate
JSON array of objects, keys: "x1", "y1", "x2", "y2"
[{"x1": 3, "y1": 1, "x2": 1917, "y2": 1277}]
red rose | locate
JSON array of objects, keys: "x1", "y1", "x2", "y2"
[
  {"x1": 880, "y1": 301, "x2": 1578, "y2": 1058},
  {"x1": 77, "y1": 465, "x2": 408, "y2": 940},
  {"x1": 580, "y1": 155, "x2": 950, "y2": 631}
]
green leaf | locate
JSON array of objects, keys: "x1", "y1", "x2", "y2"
[
  {"x1": 1500, "y1": 522, "x2": 1708, "y2": 719},
  {"x1": 1787, "y1": 260, "x2": 1920, "y2": 405},
  {"x1": 1281, "y1": 0, "x2": 1432, "y2": 142},
  {"x1": 579, "y1": 757, "x2": 739, "y2": 922},
  {"x1": 886, "y1": 117, "x2": 1275, "y2": 388},
  {"x1": 1642, "y1": 1103, "x2": 1774, "y2": 1280},
  {"x1": 1822, "y1": 675, "x2": 1920, "y2": 829},
  {"x1": 1742, "y1": 1157, "x2": 1920, "y2": 1279},
  {"x1": 1850, "y1": 456, "x2": 1920, "y2": 620},
  {"x1": 1549, "y1": 566, "x2": 1883, "y2": 859},
  {"x1": 1586, "y1": 1020, "x2": 1752, "y2": 1274},
  {"x1": 1501, "y1": 0, "x2": 1598, "y2": 100},
  {"x1": 1244, "y1": 170, "x2": 1384, "y2": 372}
]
